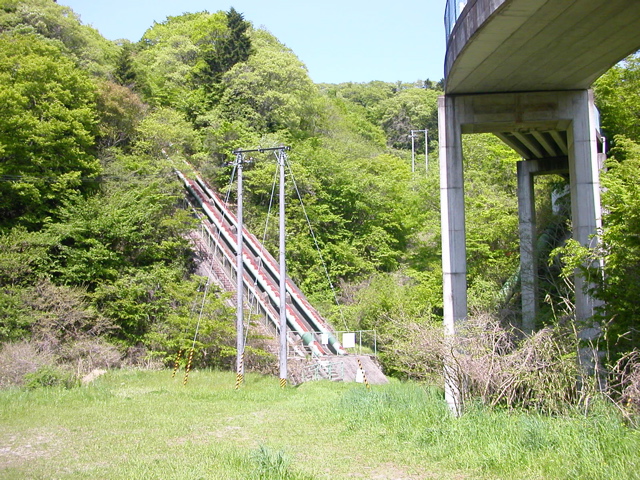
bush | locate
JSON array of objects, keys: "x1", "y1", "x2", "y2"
[
  {"x1": 610, "y1": 350, "x2": 640, "y2": 422},
  {"x1": 452, "y1": 317, "x2": 583, "y2": 413},
  {"x1": 0, "y1": 341, "x2": 55, "y2": 388},
  {"x1": 23, "y1": 365, "x2": 77, "y2": 389},
  {"x1": 0, "y1": 337, "x2": 122, "y2": 389},
  {"x1": 58, "y1": 338, "x2": 122, "y2": 375},
  {"x1": 380, "y1": 314, "x2": 593, "y2": 414}
]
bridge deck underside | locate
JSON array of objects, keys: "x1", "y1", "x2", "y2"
[
  {"x1": 446, "y1": 0, "x2": 640, "y2": 95},
  {"x1": 496, "y1": 130, "x2": 567, "y2": 161}
]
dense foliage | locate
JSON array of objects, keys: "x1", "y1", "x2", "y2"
[
  {"x1": 554, "y1": 59, "x2": 640, "y2": 363},
  {"x1": 0, "y1": 32, "x2": 100, "y2": 226}
]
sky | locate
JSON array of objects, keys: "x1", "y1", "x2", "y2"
[{"x1": 58, "y1": 0, "x2": 447, "y2": 85}]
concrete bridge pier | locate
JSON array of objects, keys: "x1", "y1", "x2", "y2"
[
  {"x1": 516, "y1": 159, "x2": 539, "y2": 334},
  {"x1": 438, "y1": 94, "x2": 467, "y2": 415},
  {"x1": 517, "y1": 156, "x2": 570, "y2": 333},
  {"x1": 438, "y1": 89, "x2": 603, "y2": 411}
]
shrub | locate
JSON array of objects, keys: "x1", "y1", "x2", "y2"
[
  {"x1": 452, "y1": 318, "x2": 582, "y2": 413},
  {"x1": 27, "y1": 279, "x2": 115, "y2": 350},
  {"x1": 58, "y1": 338, "x2": 122, "y2": 375},
  {"x1": 23, "y1": 365, "x2": 77, "y2": 389},
  {"x1": 380, "y1": 314, "x2": 594, "y2": 414},
  {"x1": 610, "y1": 350, "x2": 640, "y2": 422},
  {"x1": 0, "y1": 337, "x2": 122, "y2": 389},
  {"x1": 0, "y1": 341, "x2": 55, "y2": 388}
]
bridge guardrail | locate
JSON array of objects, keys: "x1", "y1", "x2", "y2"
[{"x1": 445, "y1": 0, "x2": 467, "y2": 39}]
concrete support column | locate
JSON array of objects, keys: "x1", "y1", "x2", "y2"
[
  {"x1": 567, "y1": 90, "x2": 603, "y2": 324},
  {"x1": 435, "y1": 90, "x2": 605, "y2": 406},
  {"x1": 517, "y1": 160, "x2": 538, "y2": 333},
  {"x1": 438, "y1": 95, "x2": 467, "y2": 415},
  {"x1": 567, "y1": 90, "x2": 604, "y2": 380}
]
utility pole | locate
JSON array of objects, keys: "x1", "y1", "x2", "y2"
[
  {"x1": 232, "y1": 146, "x2": 291, "y2": 388},
  {"x1": 234, "y1": 150, "x2": 245, "y2": 387},
  {"x1": 410, "y1": 129, "x2": 429, "y2": 173},
  {"x1": 277, "y1": 148, "x2": 288, "y2": 388},
  {"x1": 425, "y1": 129, "x2": 429, "y2": 172},
  {"x1": 410, "y1": 131, "x2": 416, "y2": 173}
]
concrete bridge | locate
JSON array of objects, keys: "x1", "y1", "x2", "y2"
[{"x1": 438, "y1": 0, "x2": 640, "y2": 412}]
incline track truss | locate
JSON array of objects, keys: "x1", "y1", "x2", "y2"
[{"x1": 176, "y1": 169, "x2": 346, "y2": 358}]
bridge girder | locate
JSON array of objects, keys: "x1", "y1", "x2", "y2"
[{"x1": 445, "y1": 0, "x2": 640, "y2": 95}]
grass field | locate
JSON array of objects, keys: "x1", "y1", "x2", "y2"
[{"x1": 1, "y1": 369, "x2": 639, "y2": 479}]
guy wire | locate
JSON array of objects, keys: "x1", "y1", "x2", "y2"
[{"x1": 285, "y1": 157, "x2": 348, "y2": 330}]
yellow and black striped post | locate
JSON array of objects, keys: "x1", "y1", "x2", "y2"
[
  {"x1": 357, "y1": 358, "x2": 370, "y2": 390},
  {"x1": 183, "y1": 348, "x2": 195, "y2": 386},
  {"x1": 279, "y1": 377, "x2": 287, "y2": 389},
  {"x1": 235, "y1": 372, "x2": 244, "y2": 390},
  {"x1": 171, "y1": 349, "x2": 183, "y2": 378},
  {"x1": 235, "y1": 352, "x2": 244, "y2": 390}
]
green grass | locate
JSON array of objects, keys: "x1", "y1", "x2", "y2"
[{"x1": 0, "y1": 369, "x2": 638, "y2": 479}]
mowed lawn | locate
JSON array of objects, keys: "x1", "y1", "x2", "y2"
[{"x1": 0, "y1": 369, "x2": 638, "y2": 480}]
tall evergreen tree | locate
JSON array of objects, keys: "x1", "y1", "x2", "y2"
[
  {"x1": 113, "y1": 42, "x2": 137, "y2": 88},
  {"x1": 221, "y1": 7, "x2": 252, "y2": 69},
  {"x1": 198, "y1": 7, "x2": 253, "y2": 88}
]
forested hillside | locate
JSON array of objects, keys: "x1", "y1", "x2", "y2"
[{"x1": 1, "y1": 0, "x2": 639, "y2": 413}]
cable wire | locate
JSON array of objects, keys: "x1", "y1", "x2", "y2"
[{"x1": 285, "y1": 157, "x2": 348, "y2": 330}]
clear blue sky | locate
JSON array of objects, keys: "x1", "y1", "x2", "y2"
[{"x1": 58, "y1": 0, "x2": 446, "y2": 85}]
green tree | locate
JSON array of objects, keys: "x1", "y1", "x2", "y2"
[
  {"x1": 113, "y1": 42, "x2": 137, "y2": 88},
  {"x1": 133, "y1": 107, "x2": 200, "y2": 158},
  {"x1": 136, "y1": 32, "x2": 200, "y2": 107},
  {"x1": 0, "y1": 228, "x2": 55, "y2": 341},
  {"x1": 374, "y1": 87, "x2": 440, "y2": 151},
  {"x1": 197, "y1": 7, "x2": 253, "y2": 88},
  {"x1": 136, "y1": 12, "x2": 226, "y2": 108},
  {"x1": 596, "y1": 139, "x2": 640, "y2": 356},
  {"x1": 45, "y1": 170, "x2": 194, "y2": 289},
  {"x1": 0, "y1": 0, "x2": 118, "y2": 77},
  {"x1": 145, "y1": 277, "x2": 236, "y2": 368},
  {"x1": 210, "y1": 30, "x2": 320, "y2": 138},
  {"x1": 322, "y1": 81, "x2": 397, "y2": 113},
  {"x1": 0, "y1": 33, "x2": 100, "y2": 227},
  {"x1": 556, "y1": 54, "x2": 640, "y2": 359},
  {"x1": 257, "y1": 143, "x2": 417, "y2": 299},
  {"x1": 95, "y1": 80, "x2": 147, "y2": 149},
  {"x1": 560, "y1": 138, "x2": 640, "y2": 358},
  {"x1": 594, "y1": 54, "x2": 640, "y2": 148},
  {"x1": 0, "y1": 227, "x2": 54, "y2": 286},
  {"x1": 462, "y1": 134, "x2": 521, "y2": 311}
]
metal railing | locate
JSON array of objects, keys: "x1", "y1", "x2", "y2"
[
  {"x1": 445, "y1": 0, "x2": 467, "y2": 39},
  {"x1": 302, "y1": 360, "x2": 345, "y2": 382},
  {"x1": 334, "y1": 330, "x2": 377, "y2": 356},
  {"x1": 287, "y1": 330, "x2": 377, "y2": 358}
]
